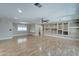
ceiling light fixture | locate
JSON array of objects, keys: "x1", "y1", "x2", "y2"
[{"x1": 17, "y1": 8, "x2": 22, "y2": 13}]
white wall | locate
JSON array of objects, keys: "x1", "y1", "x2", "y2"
[
  {"x1": 35, "y1": 24, "x2": 43, "y2": 36},
  {"x1": 27, "y1": 24, "x2": 36, "y2": 35},
  {"x1": 0, "y1": 19, "x2": 36, "y2": 40},
  {"x1": 30, "y1": 24, "x2": 35, "y2": 32},
  {"x1": 0, "y1": 19, "x2": 13, "y2": 40}
]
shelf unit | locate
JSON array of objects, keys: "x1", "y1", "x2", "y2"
[
  {"x1": 38, "y1": 19, "x2": 79, "y2": 39},
  {"x1": 44, "y1": 23, "x2": 57, "y2": 34},
  {"x1": 43, "y1": 21, "x2": 69, "y2": 36},
  {"x1": 63, "y1": 22, "x2": 68, "y2": 35},
  {"x1": 68, "y1": 21, "x2": 79, "y2": 39},
  {"x1": 58, "y1": 23, "x2": 62, "y2": 35}
]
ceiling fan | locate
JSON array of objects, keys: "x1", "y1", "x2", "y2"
[
  {"x1": 34, "y1": 3, "x2": 49, "y2": 23},
  {"x1": 41, "y1": 18, "x2": 49, "y2": 23}
]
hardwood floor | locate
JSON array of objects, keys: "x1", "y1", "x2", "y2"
[{"x1": 0, "y1": 35, "x2": 79, "y2": 56}]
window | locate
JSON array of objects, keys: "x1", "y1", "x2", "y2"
[{"x1": 17, "y1": 24, "x2": 27, "y2": 31}]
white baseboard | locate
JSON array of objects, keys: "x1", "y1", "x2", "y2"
[
  {"x1": 45, "y1": 34, "x2": 79, "y2": 40},
  {"x1": 13, "y1": 34, "x2": 28, "y2": 37},
  {"x1": 0, "y1": 37, "x2": 13, "y2": 40},
  {"x1": 0, "y1": 33, "x2": 29, "y2": 40}
]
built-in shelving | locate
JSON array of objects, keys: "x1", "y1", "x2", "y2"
[
  {"x1": 58, "y1": 23, "x2": 62, "y2": 30},
  {"x1": 43, "y1": 21, "x2": 69, "y2": 36},
  {"x1": 69, "y1": 21, "x2": 79, "y2": 27},
  {"x1": 63, "y1": 22, "x2": 68, "y2": 30},
  {"x1": 63, "y1": 31, "x2": 68, "y2": 35},
  {"x1": 38, "y1": 18, "x2": 79, "y2": 39},
  {"x1": 44, "y1": 23, "x2": 57, "y2": 34},
  {"x1": 68, "y1": 21, "x2": 79, "y2": 39}
]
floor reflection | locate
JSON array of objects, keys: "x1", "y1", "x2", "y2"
[
  {"x1": 17, "y1": 38, "x2": 27, "y2": 44},
  {"x1": 39, "y1": 47, "x2": 42, "y2": 51},
  {"x1": 48, "y1": 51, "x2": 51, "y2": 56},
  {"x1": 0, "y1": 35, "x2": 79, "y2": 56}
]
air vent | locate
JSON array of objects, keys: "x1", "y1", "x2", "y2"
[{"x1": 34, "y1": 3, "x2": 42, "y2": 8}]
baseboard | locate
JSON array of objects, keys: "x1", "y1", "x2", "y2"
[
  {"x1": 44, "y1": 34, "x2": 79, "y2": 40},
  {"x1": 13, "y1": 34, "x2": 28, "y2": 37},
  {"x1": 0, "y1": 37, "x2": 13, "y2": 40}
]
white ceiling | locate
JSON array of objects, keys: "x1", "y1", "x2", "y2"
[{"x1": 0, "y1": 3, "x2": 78, "y2": 23}]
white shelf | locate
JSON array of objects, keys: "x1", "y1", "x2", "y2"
[
  {"x1": 39, "y1": 18, "x2": 79, "y2": 39},
  {"x1": 58, "y1": 29, "x2": 62, "y2": 30},
  {"x1": 63, "y1": 30, "x2": 68, "y2": 31},
  {"x1": 43, "y1": 21, "x2": 69, "y2": 36},
  {"x1": 69, "y1": 27, "x2": 79, "y2": 28}
]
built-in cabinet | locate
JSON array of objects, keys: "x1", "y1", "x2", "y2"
[
  {"x1": 41, "y1": 20, "x2": 79, "y2": 39},
  {"x1": 44, "y1": 23, "x2": 57, "y2": 34},
  {"x1": 69, "y1": 20, "x2": 79, "y2": 39},
  {"x1": 43, "y1": 21, "x2": 68, "y2": 36}
]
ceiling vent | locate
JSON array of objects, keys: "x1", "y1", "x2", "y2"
[{"x1": 34, "y1": 3, "x2": 42, "y2": 8}]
